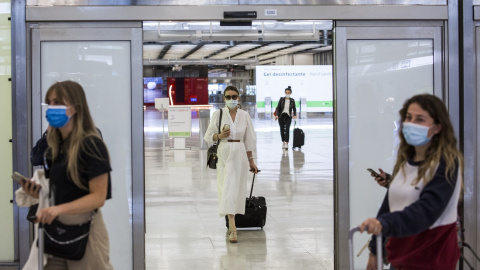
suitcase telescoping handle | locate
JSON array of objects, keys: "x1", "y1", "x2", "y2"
[
  {"x1": 247, "y1": 169, "x2": 260, "y2": 207},
  {"x1": 38, "y1": 223, "x2": 44, "y2": 270},
  {"x1": 348, "y1": 226, "x2": 382, "y2": 270}
]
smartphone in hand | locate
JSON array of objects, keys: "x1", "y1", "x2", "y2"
[
  {"x1": 223, "y1": 124, "x2": 230, "y2": 131},
  {"x1": 367, "y1": 168, "x2": 381, "y2": 178},
  {"x1": 12, "y1": 172, "x2": 27, "y2": 184}
]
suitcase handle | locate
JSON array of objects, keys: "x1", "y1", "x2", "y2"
[
  {"x1": 38, "y1": 223, "x2": 44, "y2": 269},
  {"x1": 247, "y1": 170, "x2": 260, "y2": 207},
  {"x1": 348, "y1": 226, "x2": 382, "y2": 270}
]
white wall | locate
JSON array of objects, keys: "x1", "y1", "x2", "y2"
[{"x1": 0, "y1": 0, "x2": 13, "y2": 260}]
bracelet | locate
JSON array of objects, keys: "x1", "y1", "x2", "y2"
[
  {"x1": 248, "y1": 157, "x2": 254, "y2": 161},
  {"x1": 216, "y1": 134, "x2": 220, "y2": 140}
]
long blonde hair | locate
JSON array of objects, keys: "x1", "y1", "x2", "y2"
[
  {"x1": 392, "y1": 94, "x2": 463, "y2": 186},
  {"x1": 45, "y1": 81, "x2": 107, "y2": 190}
]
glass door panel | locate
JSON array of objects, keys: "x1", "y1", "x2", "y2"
[
  {"x1": 348, "y1": 39, "x2": 433, "y2": 268},
  {"x1": 40, "y1": 41, "x2": 133, "y2": 268},
  {"x1": 31, "y1": 24, "x2": 144, "y2": 270},
  {"x1": 335, "y1": 23, "x2": 443, "y2": 270}
]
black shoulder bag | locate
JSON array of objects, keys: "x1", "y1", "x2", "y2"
[
  {"x1": 35, "y1": 147, "x2": 94, "y2": 261},
  {"x1": 207, "y1": 109, "x2": 223, "y2": 169}
]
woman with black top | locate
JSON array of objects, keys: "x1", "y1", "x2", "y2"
[
  {"x1": 275, "y1": 86, "x2": 297, "y2": 149},
  {"x1": 21, "y1": 81, "x2": 113, "y2": 269}
]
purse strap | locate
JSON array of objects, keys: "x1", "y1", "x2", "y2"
[{"x1": 216, "y1": 109, "x2": 223, "y2": 147}]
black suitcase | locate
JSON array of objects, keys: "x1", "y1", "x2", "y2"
[
  {"x1": 225, "y1": 172, "x2": 267, "y2": 229},
  {"x1": 293, "y1": 122, "x2": 304, "y2": 149}
]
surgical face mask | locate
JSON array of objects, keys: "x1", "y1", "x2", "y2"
[
  {"x1": 285, "y1": 94, "x2": 291, "y2": 98},
  {"x1": 402, "y1": 122, "x2": 433, "y2": 146},
  {"x1": 46, "y1": 105, "x2": 71, "y2": 128},
  {"x1": 225, "y1": 99, "x2": 238, "y2": 109}
]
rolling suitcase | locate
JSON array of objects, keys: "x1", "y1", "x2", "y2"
[
  {"x1": 292, "y1": 121, "x2": 304, "y2": 149},
  {"x1": 225, "y1": 172, "x2": 267, "y2": 229},
  {"x1": 349, "y1": 226, "x2": 383, "y2": 270}
]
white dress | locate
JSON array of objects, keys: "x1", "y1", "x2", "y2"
[{"x1": 204, "y1": 107, "x2": 257, "y2": 217}]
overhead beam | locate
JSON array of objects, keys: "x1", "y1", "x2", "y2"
[{"x1": 27, "y1": 5, "x2": 448, "y2": 21}]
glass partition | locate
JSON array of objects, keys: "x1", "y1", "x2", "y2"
[
  {"x1": 39, "y1": 40, "x2": 133, "y2": 269},
  {"x1": 335, "y1": 23, "x2": 443, "y2": 269},
  {"x1": 347, "y1": 39, "x2": 434, "y2": 268}
]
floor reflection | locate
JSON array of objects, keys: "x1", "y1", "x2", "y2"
[{"x1": 145, "y1": 107, "x2": 334, "y2": 270}]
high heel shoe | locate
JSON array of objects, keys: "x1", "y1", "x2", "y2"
[{"x1": 229, "y1": 230, "x2": 237, "y2": 243}]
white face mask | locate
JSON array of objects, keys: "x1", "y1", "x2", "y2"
[
  {"x1": 226, "y1": 99, "x2": 238, "y2": 109},
  {"x1": 285, "y1": 94, "x2": 291, "y2": 98}
]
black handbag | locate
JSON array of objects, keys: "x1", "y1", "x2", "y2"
[
  {"x1": 207, "y1": 109, "x2": 223, "y2": 169},
  {"x1": 40, "y1": 216, "x2": 93, "y2": 261}
]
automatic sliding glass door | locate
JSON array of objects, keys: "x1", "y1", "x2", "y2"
[
  {"x1": 334, "y1": 22, "x2": 444, "y2": 269},
  {"x1": 31, "y1": 23, "x2": 144, "y2": 270}
]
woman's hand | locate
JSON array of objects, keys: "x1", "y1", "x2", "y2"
[
  {"x1": 20, "y1": 178, "x2": 41, "y2": 199},
  {"x1": 219, "y1": 128, "x2": 230, "y2": 139},
  {"x1": 275, "y1": 116, "x2": 278, "y2": 121},
  {"x1": 360, "y1": 218, "x2": 382, "y2": 235},
  {"x1": 366, "y1": 254, "x2": 378, "y2": 270},
  {"x1": 293, "y1": 115, "x2": 297, "y2": 119},
  {"x1": 249, "y1": 160, "x2": 258, "y2": 174},
  {"x1": 373, "y1": 168, "x2": 389, "y2": 187},
  {"x1": 36, "y1": 205, "x2": 62, "y2": 225}
]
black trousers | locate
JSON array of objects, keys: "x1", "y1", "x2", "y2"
[{"x1": 278, "y1": 113, "x2": 292, "y2": 142}]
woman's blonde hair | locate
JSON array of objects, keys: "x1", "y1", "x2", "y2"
[
  {"x1": 45, "y1": 81, "x2": 106, "y2": 190},
  {"x1": 392, "y1": 94, "x2": 463, "y2": 186}
]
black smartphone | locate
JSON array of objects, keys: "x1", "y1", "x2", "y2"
[{"x1": 367, "y1": 168, "x2": 381, "y2": 178}]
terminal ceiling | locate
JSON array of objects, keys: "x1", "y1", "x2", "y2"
[{"x1": 143, "y1": 20, "x2": 333, "y2": 70}]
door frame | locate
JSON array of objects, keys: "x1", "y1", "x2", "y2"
[
  {"x1": 9, "y1": 3, "x2": 463, "y2": 270},
  {"x1": 28, "y1": 22, "x2": 144, "y2": 270},
  {"x1": 334, "y1": 21, "x2": 446, "y2": 269}
]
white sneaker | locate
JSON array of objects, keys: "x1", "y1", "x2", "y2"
[{"x1": 282, "y1": 142, "x2": 287, "y2": 149}]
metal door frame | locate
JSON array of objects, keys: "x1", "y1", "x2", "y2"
[
  {"x1": 334, "y1": 21, "x2": 445, "y2": 269},
  {"x1": 28, "y1": 22, "x2": 144, "y2": 270},
  {"x1": 9, "y1": 3, "x2": 462, "y2": 270}
]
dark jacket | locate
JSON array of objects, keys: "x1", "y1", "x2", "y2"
[{"x1": 275, "y1": 97, "x2": 296, "y2": 117}]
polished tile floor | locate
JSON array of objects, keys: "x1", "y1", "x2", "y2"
[{"x1": 144, "y1": 107, "x2": 334, "y2": 270}]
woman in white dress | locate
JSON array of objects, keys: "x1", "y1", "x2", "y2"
[{"x1": 204, "y1": 85, "x2": 258, "y2": 243}]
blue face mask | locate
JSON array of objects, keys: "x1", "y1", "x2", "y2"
[
  {"x1": 46, "y1": 105, "x2": 71, "y2": 128},
  {"x1": 402, "y1": 122, "x2": 433, "y2": 146}
]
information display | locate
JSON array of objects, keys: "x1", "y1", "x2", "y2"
[
  {"x1": 256, "y1": 65, "x2": 333, "y2": 112},
  {"x1": 168, "y1": 106, "x2": 192, "y2": 137}
]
